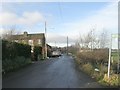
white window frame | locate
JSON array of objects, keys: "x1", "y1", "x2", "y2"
[
  {"x1": 14, "y1": 40, "x2": 18, "y2": 42},
  {"x1": 38, "y1": 39, "x2": 42, "y2": 45},
  {"x1": 28, "y1": 40, "x2": 33, "y2": 46}
]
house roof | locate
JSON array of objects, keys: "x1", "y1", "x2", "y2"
[{"x1": 12, "y1": 32, "x2": 45, "y2": 40}]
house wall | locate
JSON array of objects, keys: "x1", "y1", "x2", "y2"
[{"x1": 11, "y1": 32, "x2": 46, "y2": 60}]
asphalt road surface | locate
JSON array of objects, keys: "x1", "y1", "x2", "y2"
[{"x1": 3, "y1": 55, "x2": 104, "y2": 88}]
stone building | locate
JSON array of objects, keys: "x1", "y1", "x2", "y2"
[{"x1": 11, "y1": 31, "x2": 46, "y2": 60}]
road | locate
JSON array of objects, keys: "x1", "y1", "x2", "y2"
[{"x1": 3, "y1": 55, "x2": 103, "y2": 88}]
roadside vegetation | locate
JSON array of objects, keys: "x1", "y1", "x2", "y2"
[
  {"x1": 2, "y1": 40, "x2": 32, "y2": 73},
  {"x1": 69, "y1": 29, "x2": 119, "y2": 87},
  {"x1": 74, "y1": 50, "x2": 119, "y2": 87},
  {"x1": 2, "y1": 28, "x2": 44, "y2": 74}
]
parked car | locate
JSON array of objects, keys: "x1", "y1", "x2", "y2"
[{"x1": 52, "y1": 50, "x2": 61, "y2": 57}]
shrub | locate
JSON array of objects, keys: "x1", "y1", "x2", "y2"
[
  {"x1": 74, "y1": 48, "x2": 118, "y2": 87},
  {"x1": 2, "y1": 56, "x2": 31, "y2": 72},
  {"x1": 93, "y1": 72, "x2": 101, "y2": 80},
  {"x1": 2, "y1": 40, "x2": 31, "y2": 60},
  {"x1": 102, "y1": 74, "x2": 119, "y2": 86},
  {"x1": 82, "y1": 63, "x2": 94, "y2": 75},
  {"x1": 33, "y1": 46, "x2": 42, "y2": 61},
  {"x1": 99, "y1": 65, "x2": 108, "y2": 75},
  {"x1": 2, "y1": 40, "x2": 31, "y2": 73},
  {"x1": 77, "y1": 49, "x2": 108, "y2": 65}
]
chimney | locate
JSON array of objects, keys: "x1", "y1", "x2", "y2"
[{"x1": 24, "y1": 31, "x2": 28, "y2": 37}]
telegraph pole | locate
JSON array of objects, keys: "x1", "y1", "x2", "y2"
[
  {"x1": 117, "y1": 34, "x2": 120, "y2": 74},
  {"x1": 107, "y1": 34, "x2": 112, "y2": 78},
  {"x1": 67, "y1": 36, "x2": 68, "y2": 55},
  {"x1": 45, "y1": 21, "x2": 47, "y2": 58}
]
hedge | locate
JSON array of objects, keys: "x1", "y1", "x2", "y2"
[
  {"x1": 32, "y1": 46, "x2": 42, "y2": 61},
  {"x1": 2, "y1": 40, "x2": 31, "y2": 73}
]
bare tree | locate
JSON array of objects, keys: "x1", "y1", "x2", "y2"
[
  {"x1": 99, "y1": 30, "x2": 109, "y2": 49},
  {"x1": 78, "y1": 34, "x2": 84, "y2": 49},
  {"x1": 84, "y1": 34, "x2": 90, "y2": 49},
  {"x1": 78, "y1": 28, "x2": 109, "y2": 51},
  {"x1": 94, "y1": 37, "x2": 100, "y2": 49},
  {"x1": 2, "y1": 25, "x2": 21, "y2": 41},
  {"x1": 82, "y1": 28, "x2": 96, "y2": 50},
  {"x1": 91, "y1": 28, "x2": 97, "y2": 50}
]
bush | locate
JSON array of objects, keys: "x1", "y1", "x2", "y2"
[
  {"x1": 33, "y1": 46, "x2": 42, "y2": 61},
  {"x1": 2, "y1": 40, "x2": 31, "y2": 60},
  {"x1": 2, "y1": 40, "x2": 31, "y2": 73},
  {"x1": 81, "y1": 63, "x2": 94, "y2": 75},
  {"x1": 2, "y1": 56, "x2": 31, "y2": 72},
  {"x1": 93, "y1": 72, "x2": 102, "y2": 80},
  {"x1": 99, "y1": 65, "x2": 108, "y2": 75},
  {"x1": 77, "y1": 49, "x2": 108, "y2": 65},
  {"x1": 102, "y1": 74, "x2": 119, "y2": 87},
  {"x1": 75, "y1": 58, "x2": 81, "y2": 65},
  {"x1": 74, "y1": 48, "x2": 119, "y2": 87}
]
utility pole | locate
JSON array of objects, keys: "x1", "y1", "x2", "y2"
[
  {"x1": 67, "y1": 36, "x2": 68, "y2": 55},
  {"x1": 107, "y1": 34, "x2": 112, "y2": 78},
  {"x1": 45, "y1": 21, "x2": 47, "y2": 58},
  {"x1": 117, "y1": 34, "x2": 120, "y2": 74},
  {"x1": 55, "y1": 41, "x2": 57, "y2": 50}
]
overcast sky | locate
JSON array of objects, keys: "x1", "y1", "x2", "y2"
[{"x1": 0, "y1": 0, "x2": 118, "y2": 48}]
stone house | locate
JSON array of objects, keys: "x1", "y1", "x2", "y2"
[{"x1": 11, "y1": 31, "x2": 46, "y2": 60}]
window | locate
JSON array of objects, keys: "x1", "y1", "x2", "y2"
[
  {"x1": 31, "y1": 46, "x2": 34, "y2": 53},
  {"x1": 28, "y1": 40, "x2": 33, "y2": 46},
  {"x1": 22, "y1": 40, "x2": 27, "y2": 44},
  {"x1": 38, "y1": 39, "x2": 42, "y2": 45},
  {"x1": 14, "y1": 40, "x2": 18, "y2": 42}
]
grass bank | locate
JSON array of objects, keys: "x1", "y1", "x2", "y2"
[{"x1": 72, "y1": 50, "x2": 119, "y2": 87}]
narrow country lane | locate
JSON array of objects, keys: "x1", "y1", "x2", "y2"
[{"x1": 3, "y1": 55, "x2": 104, "y2": 88}]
